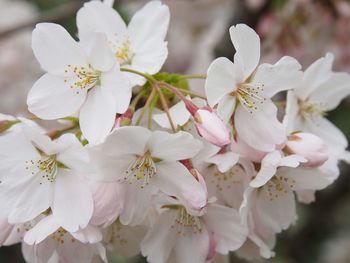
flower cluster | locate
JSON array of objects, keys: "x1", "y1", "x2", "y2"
[{"x1": 0, "y1": 1, "x2": 350, "y2": 262}]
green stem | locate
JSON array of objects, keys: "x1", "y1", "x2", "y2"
[
  {"x1": 135, "y1": 87, "x2": 156, "y2": 126},
  {"x1": 120, "y1": 67, "x2": 156, "y2": 84},
  {"x1": 178, "y1": 74, "x2": 207, "y2": 80}
]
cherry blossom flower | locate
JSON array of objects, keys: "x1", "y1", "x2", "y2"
[
  {"x1": 0, "y1": 123, "x2": 93, "y2": 232},
  {"x1": 77, "y1": 0, "x2": 170, "y2": 86},
  {"x1": 285, "y1": 53, "x2": 350, "y2": 157},
  {"x1": 141, "y1": 194, "x2": 247, "y2": 263},
  {"x1": 27, "y1": 23, "x2": 130, "y2": 144},
  {"x1": 89, "y1": 126, "x2": 207, "y2": 225},
  {"x1": 205, "y1": 24, "x2": 302, "y2": 152}
]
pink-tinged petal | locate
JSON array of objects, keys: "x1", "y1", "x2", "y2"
[
  {"x1": 86, "y1": 33, "x2": 115, "y2": 72},
  {"x1": 22, "y1": 241, "x2": 57, "y2": 263},
  {"x1": 296, "y1": 190, "x2": 315, "y2": 204},
  {"x1": 149, "y1": 131, "x2": 202, "y2": 161},
  {"x1": 70, "y1": 225, "x2": 102, "y2": 244},
  {"x1": 32, "y1": 23, "x2": 88, "y2": 75},
  {"x1": 128, "y1": 1, "x2": 170, "y2": 49},
  {"x1": 229, "y1": 24, "x2": 260, "y2": 80},
  {"x1": 52, "y1": 171, "x2": 93, "y2": 232},
  {"x1": 296, "y1": 53, "x2": 334, "y2": 100},
  {"x1": 107, "y1": 222, "x2": 146, "y2": 257},
  {"x1": 252, "y1": 56, "x2": 302, "y2": 98},
  {"x1": 79, "y1": 86, "x2": 116, "y2": 145},
  {"x1": 195, "y1": 109, "x2": 230, "y2": 147},
  {"x1": 77, "y1": 1, "x2": 127, "y2": 42},
  {"x1": 309, "y1": 72, "x2": 350, "y2": 111},
  {"x1": 90, "y1": 181, "x2": 123, "y2": 226},
  {"x1": 27, "y1": 74, "x2": 86, "y2": 120},
  {"x1": 205, "y1": 57, "x2": 238, "y2": 107},
  {"x1": 256, "y1": 186, "x2": 296, "y2": 233},
  {"x1": 153, "y1": 161, "x2": 207, "y2": 213},
  {"x1": 235, "y1": 100, "x2": 286, "y2": 152},
  {"x1": 174, "y1": 226, "x2": 210, "y2": 263},
  {"x1": 101, "y1": 65, "x2": 131, "y2": 113},
  {"x1": 141, "y1": 210, "x2": 178, "y2": 263},
  {"x1": 204, "y1": 203, "x2": 247, "y2": 254},
  {"x1": 0, "y1": 219, "x2": 14, "y2": 246},
  {"x1": 8, "y1": 175, "x2": 54, "y2": 224},
  {"x1": 24, "y1": 216, "x2": 60, "y2": 245},
  {"x1": 120, "y1": 183, "x2": 158, "y2": 226},
  {"x1": 231, "y1": 136, "x2": 267, "y2": 163}
]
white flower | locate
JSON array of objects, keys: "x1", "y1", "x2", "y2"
[
  {"x1": 248, "y1": 150, "x2": 337, "y2": 233},
  {"x1": 27, "y1": 23, "x2": 131, "y2": 144},
  {"x1": 89, "y1": 126, "x2": 207, "y2": 225},
  {"x1": 205, "y1": 24, "x2": 302, "y2": 152},
  {"x1": 0, "y1": 124, "x2": 93, "y2": 232},
  {"x1": 285, "y1": 53, "x2": 350, "y2": 157},
  {"x1": 77, "y1": 0, "x2": 169, "y2": 87},
  {"x1": 22, "y1": 215, "x2": 106, "y2": 263},
  {"x1": 141, "y1": 194, "x2": 247, "y2": 263}
]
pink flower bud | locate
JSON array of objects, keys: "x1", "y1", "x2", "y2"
[
  {"x1": 286, "y1": 132, "x2": 328, "y2": 168},
  {"x1": 194, "y1": 108, "x2": 230, "y2": 147}
]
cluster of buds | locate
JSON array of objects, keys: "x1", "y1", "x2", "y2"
[{"x1": 0, "y1": 1, "x2": 349, "y2": 263}]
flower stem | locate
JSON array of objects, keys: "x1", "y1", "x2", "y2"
[
  {"x1": 154, "y1": 83, "x2": 176, "y2": 132},
  {"x1": 120, "y1": 67, "x2": 156, "y2": 84},
  {"x1": 135, "y1": 87, "x2": 156, "y2": 126},
  {"x1": 178, "y1": 74, "x2": 207, "y2": 80}
]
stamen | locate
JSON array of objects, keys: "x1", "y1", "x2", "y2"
[
  {"x1": 63, "y1": 65, "x2": 101, "y2": 94},
  {"x1": 170, "y1": 206, "x2": 202, "y2": 236},
  {"x1": 235, "y1": 82, "x2": 266, "y2": 114},
  {"x1": 25, "y1": 154, "x2": 58, "y2": 183},
  {"x1": 114, "y1": 38, "x2": 134, "y2": 66},
  {"x1": 121, "y1": 152, "x2": 156, "y2": 188},
  {"x1": 299, "y1": 100, "x2": 326, "y2": 122}
]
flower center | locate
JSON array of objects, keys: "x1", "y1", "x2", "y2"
[
  {"x1": 234, "y1": 82, "x2": 266, "y2": 113},
  {"x1": 63, "y1": 64, "x2": 101, "y2": 94},
  {"x1": 122, "y1": 151, "x2": 156, "y2": 188},
  {"x1": 26, "y1": 154, "x2": 58, "y2": 183},
  {"x1": 51, "y1": 228, "x2": 76, "y2": 245},
  {"x1": 265, "y1": 175, "x2": 296, "y2": 201},
  {"x1": 171, "y1": 206, "x2": 202, "y2": 236},
  {"x1": 114, "y1": 38, "x2": 134, "y2": 66},
  {"x1": 211, "y1": 166, "x2": 243, "y2": 192},
  {"x1": 299, "y1": 100, "x2": 326, "y2": 121}
]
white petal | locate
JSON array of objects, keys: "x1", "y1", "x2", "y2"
[
  {"x1": 283, "y1": 90, "x2": 299, "y2": 134},
  {"x1": 70, "y1": 225, "x2": 102, "y2": 243},
  {"x1": 28, "y1": 74, "x2": 86, "y2": 120},
  {"x1": 77, "y1": 1, "x2": 127, "y2": 42},
  {"x1": 295, "y1": 53, "x2": 334, "y2": 100},
  {"x1": 149, "y1": 131, "x2": 202, "y2": 161},
  {"x1": 96, "y1": 126, "x2": 151, "y2": 156},
  {"x1": 249, "y1": 151, "x2": 282, "y2": 188},
  {"x1": 128, "y1": 1, "x2": 170, "y2": 49},
  {"x1": 52, "y1": 171, "x2": 93, "y2": 232},
  {"x1": 205, "y1": 57, "x2": 238, "y2": 107},
  {"x1": 204, "y1": 203, "x2": 247, "y2": 253},
  {"x1": 24, "y1": 215, "x2": 60, "y2": 245},
  {"x1": 8, "y1": 175, "x2": 54, "y2": 224},
  {"x1": 141, "y1": 210, "x2": 178, "y2": 263},
  {"x1": 216, "y1": 95, "x2": 236, "y2": 124},
  {"x1": 309, "y1": 72, "x2": 350, "y2": 111},
  {"x1": 56, "y1": 134, "x2": 90, "y2": 171},
  {"x1": 120, "y1": 183, "x2": 158, "y2": 226},
  {"x1": 207, "y1": 152, "x2": 239, "y2": 173},
  {"x1": 32, "y1": 23, "x2": 88, "y2": 75},
  {"x1": 100, "y1": 65, "x2": 131, "y2": 113},
  {"x1": 79, "y1": 87, "x2": 116, "y2": 145},
  {"x1": 229, "y1": 24, "x2": 260, "y2": 80},
  {"x1": 235, "y1": 100, "x2": 286, "y2": 152},
  {"x1": 252, "y1": 56, "x2": 302, "y2": 98},
  {"x1": 153, "y1": 100, "x2": 191, "y2": 129},
  {"x1": 86, "y1": 33, "x2": 115, "y2": 72}
]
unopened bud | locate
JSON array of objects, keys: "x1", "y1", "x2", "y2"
[
  {"x1": 194, "y1": 108, "x2": 230, "y2": 147},
  {"x1": 286, "y1": 132, "x2": 328, "y2": 168}
]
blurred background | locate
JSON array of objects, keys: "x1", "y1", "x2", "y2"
[{"x1": 0, "y1": 0, "x2": 350, "y2": 262}]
